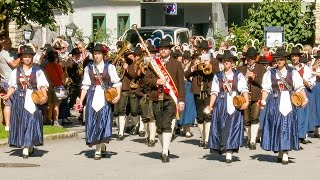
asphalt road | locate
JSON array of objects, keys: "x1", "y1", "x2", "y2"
[{"x1": 0, "y1": 124, "x2": 320, "y2": 180}]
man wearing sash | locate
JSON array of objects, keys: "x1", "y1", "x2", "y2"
[
  {"x1": 144, "y1": 39, "x2": 185, "y2": 163},
  {"x1": 237, "y1": 47, "x2": 266, "y2": 150},
  {"x1": 185, "y1": 40, "x2": 220, "y2": 149}
]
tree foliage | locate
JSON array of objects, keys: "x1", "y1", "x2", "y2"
[
  {"x1": 0, "y1": 0, "x2": 73, "y2": 36},
  {"x1": 223, "y1": 0, "x2": 314, "y2": 49}
]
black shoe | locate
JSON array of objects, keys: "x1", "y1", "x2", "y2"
[
  {"x1": 199, "y1": 140, "x2": 204, "y2": 147},
  {"x1": 117, "y1": 134, "x2": 124, "y2": 141},
  {"x1": 203, "y1": 142, "x2": 209, "y2": 149},
  {"x1": 161, "y1": 154, "x2": 170, "y2": 163},
  {"x1": 281, "y1": 160, "x2": 289, "y2": 165},
  {"x1": 148, "y1": 139, "x2": 156, "y2": 147},
  {"x1": 226, "y1": 159, "x2": 232, "y2": 163},
  {"x1": 22, "y1": 154, "x2": 29, "y2": 159},
  {"x1": 139, "y1": 131, "x2": 146, "y2": 137},
  {"x1": 61, "y1": 118, "x2": 72, "y2": 126},
  {"x1": 249, "y1": 143, "x2": 256, "y2": 150},
  {"x1": 145, "y1": 138, "x2": 149, "y2": 145},
  {"x1": 130, "y1": 127, "x2": 138, "y2": 135}
]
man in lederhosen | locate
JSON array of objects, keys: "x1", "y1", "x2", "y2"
[
  {"x1": 237, "y1": 47, "x2": 266, "y2": 149},
  {"x1": 114, "y1": 48, "x2": 141, "y2": 140},
  {"x1": 144, "y1": 39, "x2": 185, "y2": 163},
  {"x1": 185, "y1": 40, "x2": 220, "y2": 149}
]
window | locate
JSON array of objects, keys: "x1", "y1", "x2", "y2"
[
  {"x1": 117, "y1": 14, "x2": 130, "y2": 38},
  {"x1": 92, "y1": 14, "x2": 106, "y2": 40}
]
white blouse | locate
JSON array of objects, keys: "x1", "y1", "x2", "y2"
[
  {"x1": 211, "y1": 72, "x2": 249, "y2": 96},
  {"x1": 294, "y1": 63, "x2": 315, "y2": 88},
  {"x1": 8, "y1": 67, "x2": 49, "y2": 90},
  {"x1": 261, "y1": 68, "x2": 304, "y2": 93},
  {"x1": 81, "y1": 62, "x2": 122, "y2": 90}
]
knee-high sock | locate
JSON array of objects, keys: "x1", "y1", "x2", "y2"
[
  {"x1": 139, "y1": 117, "x2": 145, "y2": 131},
  {"x1": 171, "y1": 119, "x2": 176, "y2": 134},
  {"x1": 282, "y1": 151, "x2": 289, "y2": 161},
  {"x1": 158, "y1": 133, "x2": 163, "y2": 147},
  {"x1": 162, "y1": 132, "x2": 171, "y2": 155},
  {"x1": 245, "y1": 125, "x2": 251, "y2": 141},
  {"x1": 315, "y1": 127, "x2": 320, "y2": 135},
  {"x1": 226, "y1": 151, "x2": 233, "y2": 160},
  {"x1": 144, "y1": 123, "x2": 150, "y2": 138},
  {"x1": 118, "y1": 116, "x2": 126, "y2": 136},
  {"x1": 114, "y1": 116, "x2": 119, "y2": 129},
  {"x1": 22, "y1": 147, "x2": 29, "y2": 155},
  {"x1": 149, "y1": 122, "x2": 156, "y2": 141},
  {"x1": 198, "y1": 123, "x2": 204, "y2": 141},
  {"x1": 250, "y1": 123, "x2": 259, "y2": 143},
  {"x1": 205, "y1": 122, "x2": 211, "y2": 143},
  {"x1": 95, "y1": 144, "x2": 102, "y2": 154}
]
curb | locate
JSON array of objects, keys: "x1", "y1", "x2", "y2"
[{"x1": 0, "y1": 130, "x2": 78, "y2": 146}]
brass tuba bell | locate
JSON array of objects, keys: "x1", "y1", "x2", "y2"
[
  {"x1": 198, "y1": 63, "x2": 212, "y2": 75},
  {"x1": 109, "y1": 40, "x2": 133, "y2": 79}
]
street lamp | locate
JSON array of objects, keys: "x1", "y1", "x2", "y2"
[
  {"x1": 65, "y1": 22, "x2": 78, "y2": 37},
  {"x1": 23, "y1": 28, "x2": 35, "y2": 43}
]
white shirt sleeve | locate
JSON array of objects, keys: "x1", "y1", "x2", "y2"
[
  {"x1": 292, "y1": 69, "x2": 305, "y2": 92},
  {"x1": 261, "y1": 70, "x2": 272, "y2": 93},
  {"x1": 237, "y1": 72, "x2": 249, "y2": 93},
  {"x1": 302, "y1": 64, "x2": 315, "y2": 87},
  {"x1": 1, "y1": 50, "x2": 14, "y2": 63},
  {"x1": 8, "y1": 69, "x2": 17, "y2": 88},
  {"x1": 108, "y1": 64, "x2": 122, "y2": 88},
  {"x1": 81, "y1": 66, "x2": 91, "y2": 90},
  {"x1": 210, "y1": 75, "x2": 220, "y2": 96},
  {"x1": 36, "y1": 69, "x2": 49, "y2": 89}
]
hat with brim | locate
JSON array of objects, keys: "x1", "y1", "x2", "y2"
[
  {"x1": 92, "y1": 43, "x2": 108, "y2": 54},
  {"x1": 243, "y1": 47, "x2": 259, "y2": 57},
  {"x1": 290, "y1": 47, "x2": 303, "y2": 56},
  {"x1": 273, "y1": 47, "x2": 290, "y2": 58},
  {"x1": 216, "y1": 50, "x2": 237, "y2": 61},
  {"x1": 300, "y1": 53, "x2": 311, "y2": 63},
  {"x1": 191, "y1": 50, "x2": 201, "y2": 58},
  {"x1": 18, "y1": 45, "x2": 35, "y2": 57},
  {"x1": 70, "y1": 48, "x2": 81, "y2": 55},
  {"x1": 198, "y1": 40, "x2": 209, "y2": 50},
  {"x1": 257, "y1": 56, "x2": 271, "y2": 64},
  {"x1": 313, "y1": 50, "x2": 320, "y2": 58},
  {"x1": 159, "y1": 39, "x2": 174, "y2": 48},
  {"x1": 171, "y1": 50, "x2": 182, "y2": 58}
]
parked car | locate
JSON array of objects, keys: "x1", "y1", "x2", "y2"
[{"x1": 123, "y1": 26, "x2": 190, "y2": 48}]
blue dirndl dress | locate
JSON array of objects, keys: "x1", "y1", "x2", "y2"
[
  {"x1": 314, "y1": 81, "x2": 320, "y2": 126},
  {"x1": 260, "y1": 67, "x2": 299, "y2": 152},
  {"x1": 178, "y1": 80, "x2": 196, "y2": 126},
  {"x1": 9, "y1": 67, "x2": 44, "y2": 147},
  {"x1": 85, "y1": 62, "x2": 113, "y2": 146},
  {"x1": 208, "y1": 70, "x2": 245, "y2": 154}
]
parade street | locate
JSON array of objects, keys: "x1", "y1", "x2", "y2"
[{"x1": 0, "y1": 123, "x2": 320, "y2": 180}]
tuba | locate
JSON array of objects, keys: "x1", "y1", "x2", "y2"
[{"x1": 109, "y1": 40, "x2": 133, "y2": 79}]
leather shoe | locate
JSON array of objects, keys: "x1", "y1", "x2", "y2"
[
  {"x1": 117, "y1": 134, "x2": 124, "y2": 141},
  {"x1": 281, "y1": 160, "x2": 289, "y2": 165},
  {"x1": 249, "y1": 143, "x2": 256, "y2": 150},
  {"x1": 61, "y1": 118, "x2": 72, "y2": 126},
  {"x1": 161, "y1": 154, "x2": 170, "y2": 163},
  {"x1": 226, "y1": 159, "x2": 232, "y2": 163},
  {"x1": 199, "y1": 140, "x2": 204, "y2": 147},
  {"x1": 145, "y1": 138, "x2": 149, "y2": 145},
  {"x1": 139, "y1": 131, "x2": 146, "y2": 137},
  {"x1": 148, "y1": 139, "x2": 156, "y2": 147},
  {"x1": 203, "y1": 142, "x2": 209, "y2": 149}
]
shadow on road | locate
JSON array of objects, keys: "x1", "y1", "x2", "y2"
[
  {"x1": 202, "y1": 154, "x2": 241, "y2": 163},
  {"x1": 250, "y1": 154, "x2": 296, "y2": 164},
  {"x1": 179, "y1": 139, "x2": 199, "y2": 146},
  {"x1": 139, "y1": 151, "x2": 179, "y2": 160},
  {"x1": 6, "y1": 148, "x2": 49, "y2": 158},
  {"x1": 74, "y1": 150, "x2": 118, "y2": 159}
]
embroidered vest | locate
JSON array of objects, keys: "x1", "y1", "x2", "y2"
[
  {"x1": 88, "y1": 61, "x2": 111, "y2": 88},
  {"x1": 16, "y1": 67, "x2": 39, "y2": 90},
  {"x1": 270, "y1": 67, "x2": 293, "y2": 92}
]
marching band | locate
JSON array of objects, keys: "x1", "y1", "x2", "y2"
[{"x1": 1, "y1": 30, "x2": 320, "y2": 166}]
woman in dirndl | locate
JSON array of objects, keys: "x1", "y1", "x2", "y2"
[
  {"x1": 3, "y1": 44, "x2": 49, "y2": 158},
  {"x1": 78, "y1": 43, "x2": 121, "y2": 160},
  {"x1": 205, "y1": 50, "x2": 249, "y2": 163},
  {"x1": 260, "y1": 48, "x2": 308, "y2": 165}
]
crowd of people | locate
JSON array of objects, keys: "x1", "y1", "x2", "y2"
[{"x1": 0, "y1": 34, "x2": 319, "y2": 165}]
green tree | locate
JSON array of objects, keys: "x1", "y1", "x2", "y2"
[
  {"x1": 221, "y1": 0, "x2": 315, "y2": 49},
  {"x1": 244, "y1": 0, "x2": 314, "y2": 45},
  {"x1": 0, "y1": 0, "x2": 73, "y2": 37}
]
